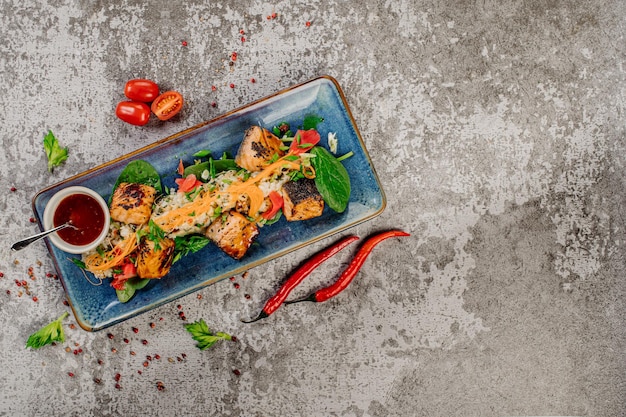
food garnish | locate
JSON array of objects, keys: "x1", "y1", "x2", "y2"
[
  {"x1": 310, "y1": 146, "x2": 351, "y2": 213},
  {"x1": 43, "y1": 130, "x2": 68, "y2": 173},
  {"x1": 184, "y1": 319, "x2": 232, "y2": 350},
  {"x1": 26, "y1": 312, "x2": 69, "y2": 349}
]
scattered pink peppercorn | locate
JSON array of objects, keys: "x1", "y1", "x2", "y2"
[
  {"x1": 29, "y1": 217, "x2": 36, "y2": 223},
  {"x1": 230, "y1": 83, "x2": 235, "y2": 89},
  {"x1": 142, "y1": 339, "x2": 148, "y2": 345},
  {"x1": 10, "y1": 187, "x2": 17, "y2": 192},
  {"x1": 233, "y1": 283, "x2": 240, "y2": 289},
  {"x1": 32, "y1": 296, "x2": 38, "y2": 302},
  {"x1": 211, "y1": 102, "x2": 217, "y2": 107},
  {"x1": 211, "y1": 85, "x2": 217, "y2": 91},
  {"x1": 250, "y1": 78, "x2": 256, "y2": 83},
  {"x1": 107, "y1": 333, "x2": 114, "y2": 339},
  {"x1": 6, "y1": 290, "x2": 10, "y2": 295},
  {"x1": 114, "y1": 373, "x2": 121, "y2": 382},
  {"x1": 68, "y1": 372, "x2": 75, "y2": 377},
  {"x1": 0, "y1": 272, "x2": 4, "y2": 277},
  {"x1": 123, "y1": 338, "x2": 129, "y2": 343},
  {"x1": 154, "y1": 354, "x2": 161, "y2": 360},
  {"x1": 132, "y1": 327, "x2": 139, "y2": 333},
  {"x1": 157, "y1": 381, "x2": 166, "y2": 391},
  {"x1": 239, "y1": 29, "x2": 245, "y2": 35},
  {"x1": 233, "y1": 369, "x2": 241, "y2": 376},
  {"x1": 115, "y1": 383, "x2": 121, "y2": 389},
  {"x1": 181, "y1": 40, "x2": 188, "y2": 46},
  {"x1": 306, "y1": 21, "x2": 311, "y2": 27},
  {"x1": 241, "y1": 36, "x2": 246, "y2": 42}
]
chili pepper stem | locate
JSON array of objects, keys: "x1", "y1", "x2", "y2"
[
  {"x1": 241, "y1": 310, "x2": 269, "y2": 323},
  {"x1": 283, "y1": 293, "x2": 318, "y2": 305}
]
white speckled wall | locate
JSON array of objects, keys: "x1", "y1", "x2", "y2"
[{"x1": 1, "y1": 1, "x2": 624, "y2": 416}]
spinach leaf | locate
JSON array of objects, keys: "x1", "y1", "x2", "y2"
[
  {"x1": 183, "y1": 158, "x2": 238, "y2": 181},
  {"x1": 112, "y1": 160, "x2": 162, "y2": 196},
  {"x1": 115, "y1": 277, "x2": 151, "y2": 303},
  {"x1": 302, "y1": 115, "x2": 324, "y2": 130},
  {"x1": 311, "y1": 146, "x2": 351, "y2": 213}
]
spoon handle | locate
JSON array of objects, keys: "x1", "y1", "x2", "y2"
[{"x1": 11, "y1": 223, "x2": 70, "y2": 251}]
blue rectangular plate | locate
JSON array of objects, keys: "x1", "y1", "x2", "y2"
[{"x1": 32, "y1": 75, "x2": 386, "y2": 331}]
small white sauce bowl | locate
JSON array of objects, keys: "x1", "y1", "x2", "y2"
[{"x1": 43, "y1": 186, "x2": 110, "y2": 254}]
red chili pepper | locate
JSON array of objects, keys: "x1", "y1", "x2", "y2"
[
  {"x1": 286, "y1": 230, "x2": 410, "y2": 304},
  {"x1": 242, "y1": 235, "x2": 359, "y2": 323}
]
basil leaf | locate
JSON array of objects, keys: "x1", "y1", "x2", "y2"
[{"x1": 311, "y1": 146, "x2": 351, "y2": 213}]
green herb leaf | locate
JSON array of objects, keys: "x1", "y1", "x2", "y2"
[
  {"x1": 115, "y1": 277, "x2": 151, "y2": 303},
  {"x1": 26, "y1": 312, "x2": 69, "y2": 349},
  {"x1": 69, "y1": 258, "x2": 86, "y2": 269},
  {"x1": 311, "y1": 146, "x2": 351, "y2": 213},
  {"x1": 184, "y1": 319, "x2": 231, "y2": 350},
  {"x1": 172, "y1": 235, "x2": 211, "y2": 264},
  {"x1": 302, "y1": 115, "x2": 324, "y2": 130},
  {"x1": 43, "y1": 130, "x2": 69, "y2": 173},
  {"x1": 111, "y1": 160, "x2": 162, "y2": 204},
  {"x1": 193, "y1": 149, "x2": 211, "y2": 158}
]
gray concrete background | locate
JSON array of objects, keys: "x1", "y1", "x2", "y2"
[{"x1": 1, "y1": 1, "x2": 625, "y2": 416}]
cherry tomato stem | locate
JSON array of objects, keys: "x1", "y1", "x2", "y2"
[{"x1": 242, "y1": 235, "x2": 359, "y2": 323}]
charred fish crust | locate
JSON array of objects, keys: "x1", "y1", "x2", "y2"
[
  {"x1": 136, "y1": 237, "x2": 175, "y2": 278},
  {"x1": 235, "y1": 126, "x2": 285, "y2": 172},
  {"x1": 283, "y1": 179, "x2": 322, "y2": 205},
  {"x1": 110, "y1": 182, "x2": 157, "y2": 225},
  {"x1": 250, "y1": 140, "x2": 272, "y2": 159},
  {"x1": 205, "y1": 211, "x2": 259, "y2": 259},
  {"x1": 282, "y1": 179, "x2": 324, "y2": 222}
]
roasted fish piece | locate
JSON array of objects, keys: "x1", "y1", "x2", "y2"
[
  {"x1": 136, "y1": 236, "x2": 175, "y2": 279},
  {"x1": 110, "y1": 182, "x2": 157, "y2": 226},
  {"x1": 282, "y1": 179, "x2": 324, "y2": 221},
  {"x1": 235, "y1": 126, "x2": 285, "y2": 172},
  {"x1": 205, "y1": 211, "x2": 259, "y2": 260}
]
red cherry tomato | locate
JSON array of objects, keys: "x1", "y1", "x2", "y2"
[
  {"x1": 288, "y1": 129, "x2": 321, "y2": 155},
  {"x1": 116, "y1": 101, "x2": 151, "y2": 126},
  {"x1": 262, "y1": 191, "x2": 284, "y2": 220},
  {"x1": 124, "y1": 79, "x2": 160, "y2": 102},
  {"x1": 151, "y1": 91, "x2": 184, "y2": 121}
]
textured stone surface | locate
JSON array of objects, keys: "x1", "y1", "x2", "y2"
[{"x1": 1, "y1": 1, "x2": 625, "y2": 416}]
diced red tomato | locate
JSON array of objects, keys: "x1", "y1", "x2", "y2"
[
  {"x1": 175, "y1": 174, "x2": 202, "y2": 193},
  {"x1": 111, "y1": 262, "x2": 137, "y2": 290},
  {"x1": 262, "y1": 191, "x2": 283, "y2": 220},
  {"x1": 288, "y1": 129, "x2": 321, "y2": 155}
]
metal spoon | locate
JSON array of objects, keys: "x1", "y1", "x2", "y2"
[{"x1": 11, "y1": 222, "x2": 77, "y2": 251}]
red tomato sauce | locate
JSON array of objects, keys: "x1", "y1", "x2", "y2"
[{"x1": 53, "y1": 193, "x2": 105, "y2": 246}]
